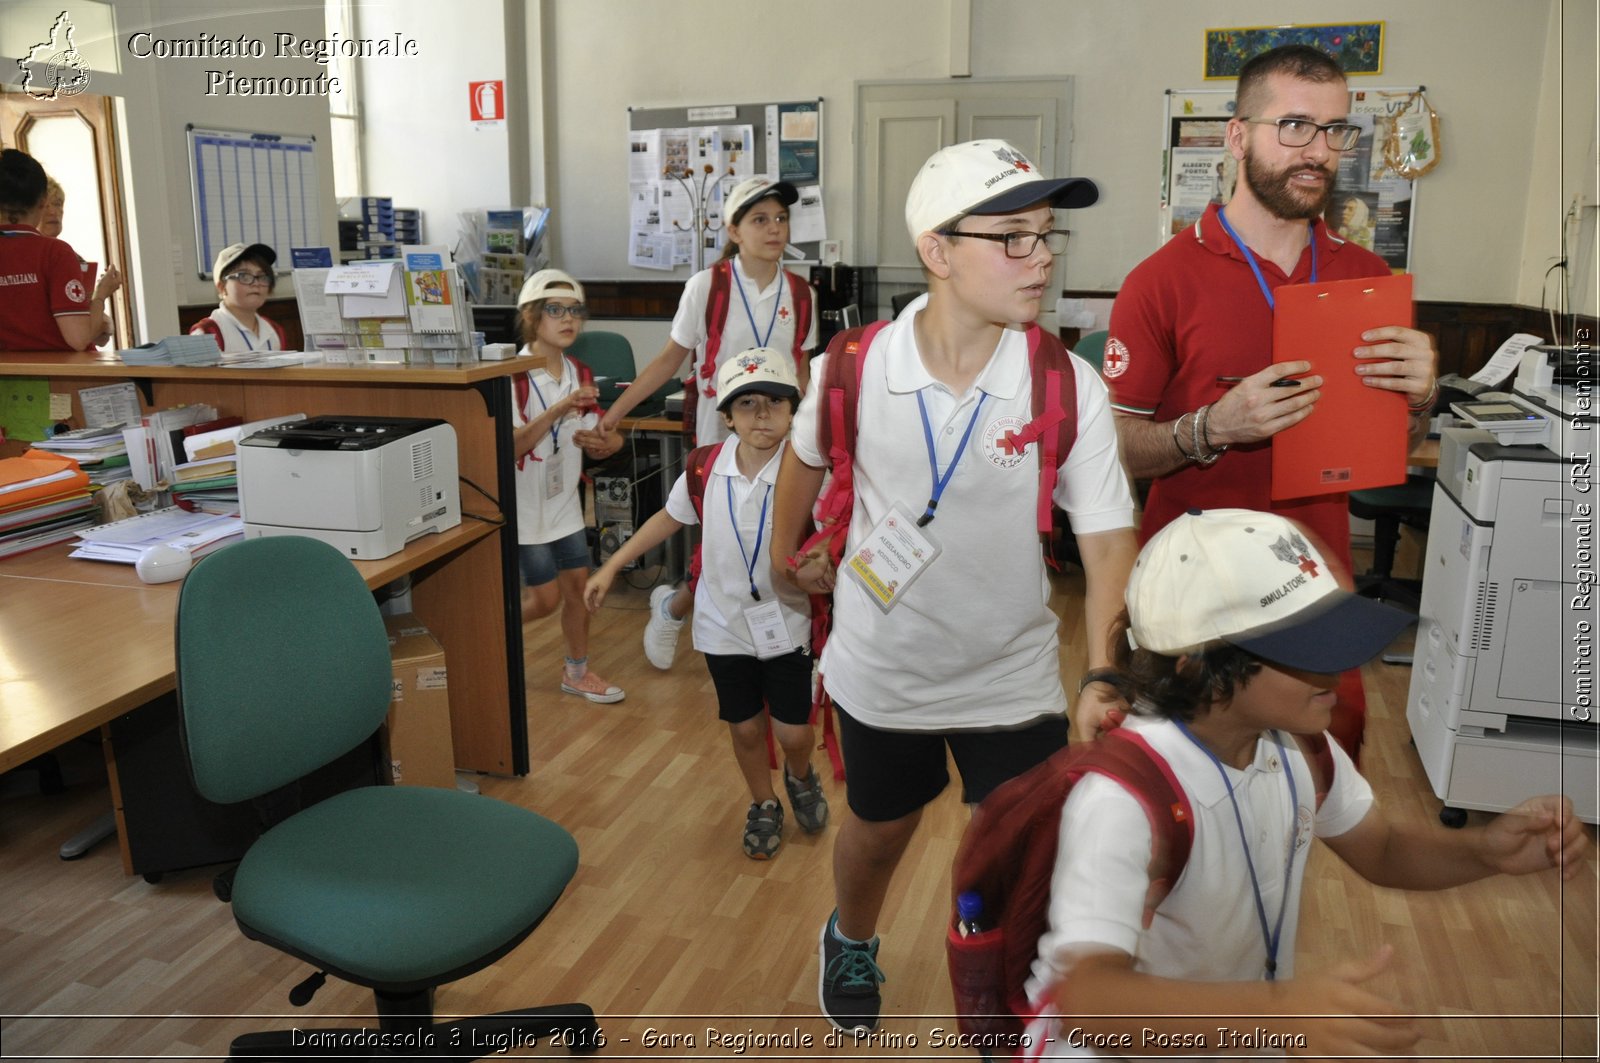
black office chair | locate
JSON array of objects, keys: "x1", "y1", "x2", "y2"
[
  {"x1": 175, "y1": 536, "x2": 597, "y2": 1059},
  {"x1": 1349, "y1": 475, "x2": 1434, "y2": 609},
  {"x1": 889, "y1": 289, "x2": 926, "y2": 318}
]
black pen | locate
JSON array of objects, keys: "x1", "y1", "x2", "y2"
[{"x1": 1215, "y1": 375, "x2": 1304, "y2": 388}]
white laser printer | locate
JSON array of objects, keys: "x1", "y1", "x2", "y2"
[{"x1": 238, "y1": 416, "x2": 461, "y2": 560}]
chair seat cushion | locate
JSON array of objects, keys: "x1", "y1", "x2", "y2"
[
  {"x1": 1349, "y1": 475, "x2": 1433, "y2": 511},
  {"x1": 231, "y1": 786, "x2": 578, "y2": 986}
]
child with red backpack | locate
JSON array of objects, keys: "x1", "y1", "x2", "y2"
[
  {"x1": 1019, "y1": 508, "x2": 1586, "y2": 1058},
  {"x1": 599, "y1": 176, "x2": 819, "y2": 673},
  {"x1": 769, "y1": 139, "x2": 1140, "y2": 1034},
  {"x1": 513, "y1": 269, "x2": 626, "y2": 704},
  {"x1": 584, "y1": 348, "x2": 828, "y2": 859}
]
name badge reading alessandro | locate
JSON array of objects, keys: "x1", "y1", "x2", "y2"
[
  {"x1": 844, "y1": 501, "x2": 941, "y2": 613},
  {"x1": 743, "y1": 599, "x2": 795, "y2": 659}
]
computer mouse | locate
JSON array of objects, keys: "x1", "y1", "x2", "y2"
[{"x1": 135, "y1": 543, "x2": 192, "y2": 583}]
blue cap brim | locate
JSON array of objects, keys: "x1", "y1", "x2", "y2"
[
  {"x1": 1224, "y1": 591, "x2": 1414, "y2": 674},
  {"x1": 971, "y1": 176, "x2": 1099, "y2": 216}
]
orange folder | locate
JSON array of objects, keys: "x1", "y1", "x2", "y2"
[
  {"x1": 1270, "y1": 273, "x2": 1413, "y2": 501},
  {"x1": 0, "y1": 449, "x2": 92, "y2": 509}
]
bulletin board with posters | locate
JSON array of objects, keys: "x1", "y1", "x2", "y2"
[
  {"x1": 1159, "y1": 87, "x2": 1425, "y2": 272},
  {"x1": 625, "y1": 99, "x2": 824, "y2": 272}
]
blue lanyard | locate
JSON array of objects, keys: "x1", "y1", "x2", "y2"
[
  {"x1": 725, "y1": 474, "x2": 771, "y2": 601},
  {"x1": 526, "y1": 373, "x2": 562, "y2": 455},
  {"x1": 734, "y1": 265, "x2": 784, "y2": 348},
  {"x1": 1215, "y1": 208, "x2": 1318, "y2": 310},
  {"x1": 914, "y1": 390, "x2": 988, "y2": 527},
  {"x1": 233, "y1": 323, "x2": 259, "y2": 351},
  {"x1": 1173, "y1": 720, "x2": 1301, "y2": 981}
]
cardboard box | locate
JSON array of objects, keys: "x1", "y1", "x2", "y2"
[{"x1": 382, "y1": 614, "x2": 456, "y2": 788}]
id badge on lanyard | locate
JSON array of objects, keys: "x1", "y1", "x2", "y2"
[
  {"x1": 743, "y1": 598, "x2": 795, "y2": 659},
  {"x1": 844, "y1": 500, "x2": 943, "y2": 613}
]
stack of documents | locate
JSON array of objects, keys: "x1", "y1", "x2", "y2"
[
  {"x1": 0, "y1": 450, "x2": 96, "y2": 559},
  {"x1": 32, "y1": 423, "x2": 132, "y2": 487},
  {"x1": 70, "y1": 505, "x2": 243, "y2": 564},
  {"x1": 119, "y1": 336, "x2": 224, "y2": 366}
]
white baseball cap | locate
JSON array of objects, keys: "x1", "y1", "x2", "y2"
[
  {"x1": 723, "y1": 176, "x2": 799, "y2": 226},
  {"x1": 1126, "y1": 509, "x2": 1411, "y2": 674},
  {"x1": 715, "y1": 347, "x2": 800, "y2": 410},
  {"x1": 213, "y1": 242, "x2": 275, "y2": 281},
  {"x1": 904, "y1": 139, "x2": 1099, "y2": 243},
  {"x1": 517, "y1": 268, "x2": 585, "y2": 307}
]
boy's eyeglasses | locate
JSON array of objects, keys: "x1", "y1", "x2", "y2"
[
  {"x1": 224, "y1": 271, "x2": 273, "y2": 287},
  {"x1": 541, "y1": 303, "x2": 589, "y2": 320},
  {"x1": 1239, "y1": 117, "x2": 1363, "y2": 151},
  {"x1": 938, "y1": 229, "x2": 1071, "y2": 258}
]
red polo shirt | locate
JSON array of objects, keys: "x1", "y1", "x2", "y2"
[
  {"x1": 0, "y1": 224, "x2": 93, "y2": 351},
  {"x1": 1105, "y1": 202, "x2": 1393, "y2": 564}
]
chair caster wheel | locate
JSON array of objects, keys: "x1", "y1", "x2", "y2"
[
  {"x1": 1439, "y1": 806, "x2": 1467, "y2": 829},
  {"x1": 143, "y1": 871, "x2": 164, "y2": 884}
]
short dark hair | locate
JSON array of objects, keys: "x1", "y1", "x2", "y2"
[
  {"x1": 1110, "y1": 611, "x2": 1264, "y2": 723},
  {"x1": 1236, "y1": 44, "x2": 1346, "y2": 118},
  {"x1": 0, "y1": 148, "x2": 47, "y2": 220}
]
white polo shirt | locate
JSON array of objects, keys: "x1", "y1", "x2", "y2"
[
  {"x1": 665, "y1": 437, "x2": 811, "y2": 656},
  {"x1": 789, "y1": 295, "x2": 1135, "y2": 730},
  {"x1": 1024, "y1": 715, "x2": 1374, "y2": 1057},
  {"x1": 670, "y1": 259, "x2": 818, "y2": 444},
  {"x1": 512, "y1": 351, "x2": 592, "y2": 547}
]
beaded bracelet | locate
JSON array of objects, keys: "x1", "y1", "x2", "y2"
[{"x1": 1407, "y1": 377, "x2": 1440, "y2": 413}]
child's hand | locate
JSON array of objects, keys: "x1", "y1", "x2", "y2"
[
  {"x1": 1280, "y1": 946, "x2": 1420, "y2": 1058},
  {"x1": 564, "y1": 386, "x2": 601, "y2": 414},
  {"x1": 1071, "y1": 682, "x2": 1127, "y2": 744},
  {"x1": 791, "y1": 545, "x2": 836, "y2": 594},
  {"x1": 583, "y1": 571, "x2": 612, "y2": 612},
  {"x1": 1480, "y1": 795, "x2": 1589, "y2": 878},
  {"x1": 93, "y1": 264, "x2": 123, "y2": 302},
  {"x1": 574, "y1": 423, "x2": 623, "y2": 459}
]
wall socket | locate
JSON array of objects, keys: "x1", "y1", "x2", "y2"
[{"x1": 821, "y1": 239, "x2": 843, "y2": 265}]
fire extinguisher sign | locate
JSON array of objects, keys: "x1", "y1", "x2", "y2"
[{"x1": 469, "y1": 80, "x2": 504, "y2": 124}]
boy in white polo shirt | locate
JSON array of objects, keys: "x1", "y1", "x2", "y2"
[
  {"x1": 1028, "y1": 508, "x2": 1586, "y2": 1058},
  {"x1": 586, "y1": 348, "x2": 828, "y2": 860},
  {"x1": 770, "y1": 139, "x2": 1140, "y2": 1032}
]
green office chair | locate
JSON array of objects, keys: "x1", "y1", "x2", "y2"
[
  {"x1": 1072, "y1": 329, "x2": 1109, "y2": 374},
  {"x1": 175, "y1": 536, "x2": 597, "y2": 1059},
  {"x1": 570, "y1": 330, "x2": 677, "y2": 416}
]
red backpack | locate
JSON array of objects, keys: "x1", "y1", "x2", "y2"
[
  {"x1": 684, "y1": 260, "x2": 813, "y2": 443},
  {"x1": 513, "y1": 357, "x2": 597, "y2": 469},
  {"x1": 946, "y1": 726, "x2": 1335, "y2": 1053}
]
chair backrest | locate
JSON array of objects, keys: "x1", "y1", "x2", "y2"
[
  {"x1": 175, "y1": 536, "x2": 394, "y2": 805},
  {"x1": 889, "y1": 289, "x2": 926, "y2": 318},
  {"x1": 568, "y1": 331, "x2": 637, "y2": 408},
  {"x1": 1073, "y1": 329, "x2": 1109, "y2": 373}
]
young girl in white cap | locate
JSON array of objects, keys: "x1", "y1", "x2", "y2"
[
  {"x1": 585, "y1": 348, "x2": 828, "y2": 858},
  {"x1": 598, "y1": 176, "x2": 820, "y2": 670},
  {"x1": 513, "y1": 268, "x2": 625, "y2": 704},
  {"x1": 190, "y1": 242, "x2": 286, "y2": 353}
]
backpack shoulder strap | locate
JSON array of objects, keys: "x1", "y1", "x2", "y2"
[
  {"x1": 1085, "y1": 729, "x2": 1195, "y2": 928},
  {"x1": 1026, "y1": 327, "x2": 1080, "y2": 536},
  {"x1": 801, "y1": 320, "x2": 890, "y2": 564},
  {"x1": 1290, "y1": 731, "x2": 1336, "y2": 811},
  {"x1": 684, "y1": 441, "x2": 725, "y2": 523},
  {"x1": 785, "y1": 269, "x2": 814, "y2": 364},
  {"x1": 699, "y1": 260, "x2": 734, "y2": 397}
]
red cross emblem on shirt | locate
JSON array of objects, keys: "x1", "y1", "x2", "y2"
[
  {"x1": 777, "y1": 305, "x2": 791, "y2": 321},
  {"x1": 997, "y1": 430, "x2": 1027, "y2": 456},
  {"x1": 1298, "y1": 554, "x2": 1319, "y2": 578}
]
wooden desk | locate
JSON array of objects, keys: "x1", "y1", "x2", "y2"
[
  {"x1": 0, "y1": 352, "x2": 545, "y2": 775},
  {"x1": 1410, "y1": 437, "x2": 1440, "y2": 469}
]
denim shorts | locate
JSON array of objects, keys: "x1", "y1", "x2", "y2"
[{"x1": 519, "y1": 528, "x2": 590, "y2": 587}]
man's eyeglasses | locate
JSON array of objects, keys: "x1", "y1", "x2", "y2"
[
  {"x1": 938, "y1": 229, "x2": 1071, "y2": 258},
  {"x1": 541, "y1": 302, "x2": 589, "y2": 320},
  {"x1": 224, "y1": 271, "x2": 273, "y2": 287},
  {"x1": 1239, "y1": 117, "x2": 1363, "y2": 151}
]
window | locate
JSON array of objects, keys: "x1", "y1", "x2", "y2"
[{"x1": 326, "y1": 0, "x2": 361, "y2": 197}]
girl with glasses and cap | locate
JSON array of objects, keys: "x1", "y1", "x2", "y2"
[{"x1": 190, "y1": 242, "x2": 286, "y2": 353}]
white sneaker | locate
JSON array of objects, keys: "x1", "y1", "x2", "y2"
[{"x1": 643, "y1": 585, "x2": 685, "y2": 669}]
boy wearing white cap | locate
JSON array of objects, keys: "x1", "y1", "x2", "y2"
[
  {"x1": 190, "y1": 242, "x2": 286, "y2": 353},
  {"x1": 601, "y1": 175, "x2": 820, "y2": 674},
  {"x1": 1027, "y1": 508, "x2": 1586, "y2": 1058},
  {"x1": 513, "y1": 268, "x2": 625, "y2": 704},
  {"x1": 770, "y1": 139, "x2": 1139, "y2": 1032},
  {"x1": 586, "y1": 348, "x2": 828, "y2": 859}
]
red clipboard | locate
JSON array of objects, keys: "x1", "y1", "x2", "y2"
[{"x1": 1271, "y1": 272, "x2": 1413, "y2": 501}]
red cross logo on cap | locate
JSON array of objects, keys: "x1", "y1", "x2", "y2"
[{"x1": 1297, "y1": 553, "x2": 1319, "y2": 578}]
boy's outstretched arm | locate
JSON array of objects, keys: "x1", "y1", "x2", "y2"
[
  {"x1": 1323, "y1": 795, "x2": 1589, "y2": 890},
  {"x1": 771, "y1": 447, "x2": 830, "y2": 593},
  {"x1": 1051, "y1": 944, "x2": 1420, "y2": 1058},
  {"x1": 583, "y1": 507, "x2": 686, "y2": 612},
  {"x1": 1070, "y1": 526, "x2": 1139, "y2": 740},
  {"x1": 599, "y1": 340, "x2": 693, "y2": 431}
]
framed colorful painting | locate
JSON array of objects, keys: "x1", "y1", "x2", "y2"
[{"x1": 1204, "y1": 22, "x2": 1384, "y2": 80}]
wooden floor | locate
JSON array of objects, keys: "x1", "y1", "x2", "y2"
[{"x1": 1, "y1": 557, "x2": 1596, "y2": 1060}]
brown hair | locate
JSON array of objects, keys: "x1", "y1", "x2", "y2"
[
  {"x1": 1235, "y1": 44, "x2": 1346, "y2": 118},
  {"x1": 517, "y1": 283, "x2": 577, "y2": 345},
  {"x1": 1108, "y1": 610, "x2": 1265, "y2": 722}
]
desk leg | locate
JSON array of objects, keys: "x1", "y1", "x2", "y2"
[
  {"x1": 487, "y1": 376, "x2": 530, "y2": 775},
  {"x1": 658, "y1": 431, "x2": 686, "y2": 583}
]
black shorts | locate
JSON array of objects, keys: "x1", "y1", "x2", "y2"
[
  {"x1": 703, "y1": 650, "x2": 813, "y2": 726},
  {"x1": 834, "y1": 705, "x2": 1069, "y2": 821}
]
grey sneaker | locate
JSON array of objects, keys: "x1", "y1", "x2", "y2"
[
  {"x1": 643, "y1": 585, "x2": 684, "y2": 670},
  {"x1": 818, "y1": 910, "x2": 884, "y2": 1033},
  {"x1": 742, "y1": 799, "x2": 783, "y2": 859},
  {"x1": 784, "y1": 765, "x2": 829, "y2": 833}
]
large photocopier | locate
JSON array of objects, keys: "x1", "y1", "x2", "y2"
[{"x1": 1406, "y1": 345, "x2": 1597, "y2": 826}]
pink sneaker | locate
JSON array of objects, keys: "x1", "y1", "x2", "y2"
[{"x1": 561, "y1": 670, "x2": 625, "y2": 704}]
